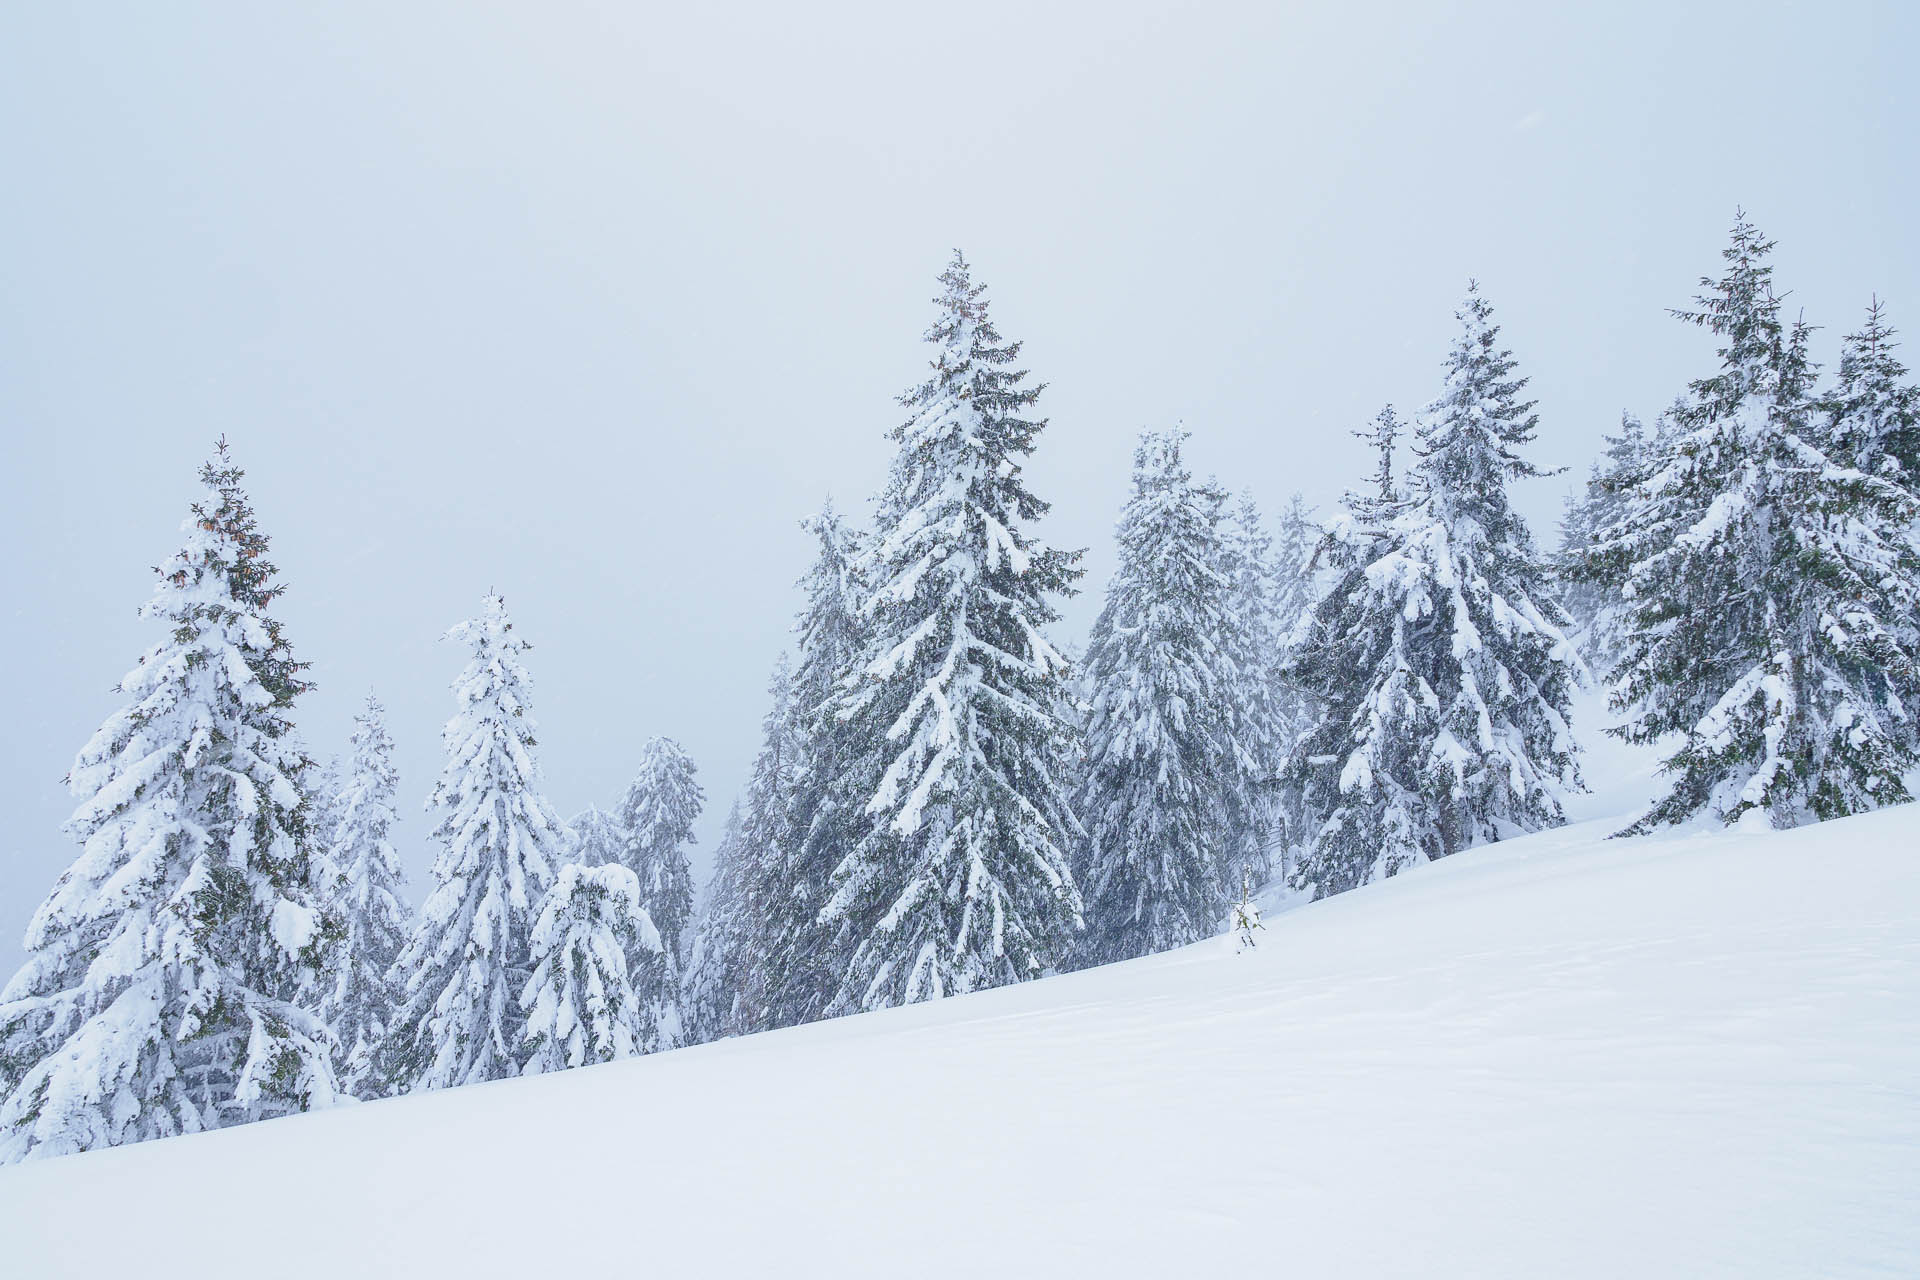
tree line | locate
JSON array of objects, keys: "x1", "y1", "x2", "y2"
[{"x1": 2, "y1": 219, "x2": 1915, "y2": 1161}]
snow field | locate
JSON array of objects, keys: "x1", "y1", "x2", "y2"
[{"x1": 2, "y1": 803, "x2": 1913, "y2": 1278}]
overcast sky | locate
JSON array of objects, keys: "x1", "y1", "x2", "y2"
[{"x1": 2, "y1": 2, "x2": 1915, "y2": 963}]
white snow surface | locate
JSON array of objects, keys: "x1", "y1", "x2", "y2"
[{"x1": 3, "y1": 803, "x2": 1916, "y2": 1276}]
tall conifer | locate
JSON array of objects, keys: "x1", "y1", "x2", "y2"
[
  {"x1": 0, "y1": 444, "x2": 339, "y2": 1160},
  {"x1": 820, "y1": 252, "x2": 1084, "y2": 1011},
  {"x1": 1283, "y1": 287, "x2": 1579, "y2": 894},
  {"x1": 382, "y1": 594, "x2": 566, "y2": 1090},
  {"x1": 319, "y1": 694, "x2": 410, "y2": 1093},
  {"x1": 1074, "y1": 428, "x2": 1244, "y2": 963},
  {"x1": 1584, "y1": 218, "x2": 1920, "y2": 829}
]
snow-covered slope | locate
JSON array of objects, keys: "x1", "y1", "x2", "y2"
[{"x1": 3, "y1": 807, "x2": 1916, "y2": 1278}]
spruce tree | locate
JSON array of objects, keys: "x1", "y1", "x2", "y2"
[
  {"x1": 1348, "y1": 405, "x2": 1405, "y2": 525},
  {"x1": 1824, "y1": 299, "x2": 1920, "y2": 758},
  {"x1": 819, "y1": 251, "x2": 1084, "y2": 1011},
  {"x1": 1074, "y1": 428, "x2": 1244, "y2": 964},
  {"x1": 309, "y1": 755, "x2": 346, "y2": 878},
  {"x1": 1554, "y1": 413, "x2": 1634, "y2": 615},
  {"x1": 686, "y1": 657, "x2": 799, "y2": 1042},
  {"x1": 757, "y1": 506, "x2": 868, "y2": 1030},
  {"x1": 1282, "y1": 286, "x2": 1580, "y2": 896},
  {"x1": 319, "y1": 694, "x2": 411, "y2": 1094},
  {"x1": 1219, "y1": 489, "x2": 1288, "y2": 882},
  {"x1": 565, "y1": 804, "x2": 629, "y2": 870},
  {"x1": 617, "y1": 738, "x2": 703, "y2": 969},
  {"x1": 681, "y1": 804, "x2": 753, "y2": 1046},
  {"x1": 0, "y1": 443, "x2": 339, "y2": 1160},
  {"x1": 1264, "y1": 492, "x2": 1326, "y2": 879},
  {"x1": 1556, "y1": 410, "x2": 1663, "y2": 674},
  {"x1": 1269, "y1": 491, "x2": 1325, "y2": 653},
  {"x1": 1824, "y1": 297, "x2": 1920, "y2": 488},
  {"x1": 1585, "y1": 218, "x2": 1920, "y2": 829},
  {"x1": 381, "y1": 594, "x2": 566, "y2": 1091},
  {"x1": 520, "y1": 862, "x2": 668, "y2": 1073}
]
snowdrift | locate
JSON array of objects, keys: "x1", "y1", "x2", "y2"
[{"x1": 2, "y1": 807, "x2": 1915, "y2": 1278}]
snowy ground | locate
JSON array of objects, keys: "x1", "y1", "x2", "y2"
[
  {"x1": 3, "y1": 695, "x2": 1915, "y2": 1277},
  {"x1": 2, "y1": 791, "x2": 1916, "y2": 1277}
]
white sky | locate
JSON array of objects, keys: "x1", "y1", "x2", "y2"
[{"x1": 2, "y1": 1, "x2": 1915, "y2": 962}]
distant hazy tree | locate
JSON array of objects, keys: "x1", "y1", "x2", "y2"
[
  {"x1": 320, "y1": 694, "x2": 411, "y2": 1094},
  {"x1": 617, "y1": 737, "x2": 703, "y2": 969},
  {"x1": 565, "y1": 803, "x2": 629, "y2": 871},
  {"x1": 1073, "y1": 428, "x2": 1244, "y2": 964},
  {"x1": 756, "y1": 507, "x2": 869, "y2": 1031}
]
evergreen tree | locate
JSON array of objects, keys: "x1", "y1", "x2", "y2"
[
  {"x1": 681, "y1": 804, "x2": 752, "y2": 1046},
  {"x1": 819, "y1": 251, "x2": 1085, "y2": 1012},
  {"x1": 1264, "y1": 492, "x2": 1326, "y2": 881},
  {"x1": 1348, "y1": 404, "x2": 1406, "y2": 525},
  {"x1": 686, "y1": 657, "x2": 799, "y2": 1042},
  {"x1": 617, "y1": 738, "x2": 703, "y2": 969},
  {"x1": 1556, "y1": 411, "x2": 1660, "y2": 673},
  {"x1": 0, "y1": 443, "x2": 339, "y2": 1161},
  {"x1": 1823, "y1": 299, "x2": 1920, "y2": 758},
  {"x1": 1584, "y1": 218, "x2": 1920, "y2": 830},
  {"x1": 520, "y1": 862, "x2": 668, "y2": 1073},
  {"x1": 1283, "y1": 286, "x2": 1580, "y2": 896},
  {"x1": 309, "y1": 755, "x2": 346, "y2": 879},
  {"x1": 758, "y1": 506, "x2": 868, "y2": 1030},
  {"x1": 565, "y1": 804, "x2": 629, "y2": 870},
  {"x1": 319, "y1": 694, "x2": 410, "y2": 1094},
  {"x1": 1824, "y1": 297, "x2": 1920, "y2": 488},
  {"x1": 1219, "y1": 489, "x2": 1288, "y2": 883},
  {"x1": 1074, "y1": 428, "x2": 1244, "y2": 964},
  {"x1": 1277, "y1": 515, "x2": 1433, "y2": 893},
  {"x1": 1269, "y1": 492, "x2": 1325, "y2": 653},
  {"x1": 381, "y1": 594, "x2": 566, "y2": 1091}
]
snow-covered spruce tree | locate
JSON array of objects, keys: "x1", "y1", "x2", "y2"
[
  {"x1": 757, "y1": 506, "x2": 869, "y2": 1031},
  {"x1": 681, "y1": 803, "x2": 752, "y2": 1046},
  {"x1": 686, "y1": 656, "x2": 802, "y2": 1042},
  {"x1": 1824, "y1": 297, "x2": 1920, "y2": 490},
  {"x1": 1395, "y1": 286, "x2": 1578, "y2": 841},
  {"x1": 1555, "y1": 411, "x2": 1660, "y2": 673},
  {"x1": 309, "y1": 756, "x2": 345, "y2": 877},
  {"x1": 819, "y1": 251, "x2": 1085, "y2": 1012},
  {"x1": 1218, "y1": 490, "x2": 1288, "y2": 882},
  {"x1": 1824, "y1": 299, "x2": 1920, "y2": 752},
  {"x1": 0, "y1": 442, "x2": 339, "y2": 1161},
  {"x1": 1348, "y1": 404, "x2": 1406, "y2": 525},
  {"x1": 1073, "y1": 428, "x2": 1245, "y2": 965},
  {"x1": 520, "y1": 862, "x2": 668, "y2": 1073},
  {"x1": 1263, "y1": 492, "x2": 1326, "y2": 879},
  {"x1": 381, "y1": 594, "x2": 567, "y2": 1091},
  {"x1": 1281, "y1": 286, "x2": 1580, "y2": 897},
  {"x1": 564, "y1": 804, "x2": 629, "y2": 870},
  {"x1": 1270, "y1": 491, "x2": 1325, "y2": 653},
  {"x1": 617, "y1": 737, "x2": 703, "y2": 969},
  {"x1": 319, "y1": 694, "x2": 410, "y2": 1094},
  {"x1": 1584, "y1": 218, "x2": 1920, "y2": 830}
]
